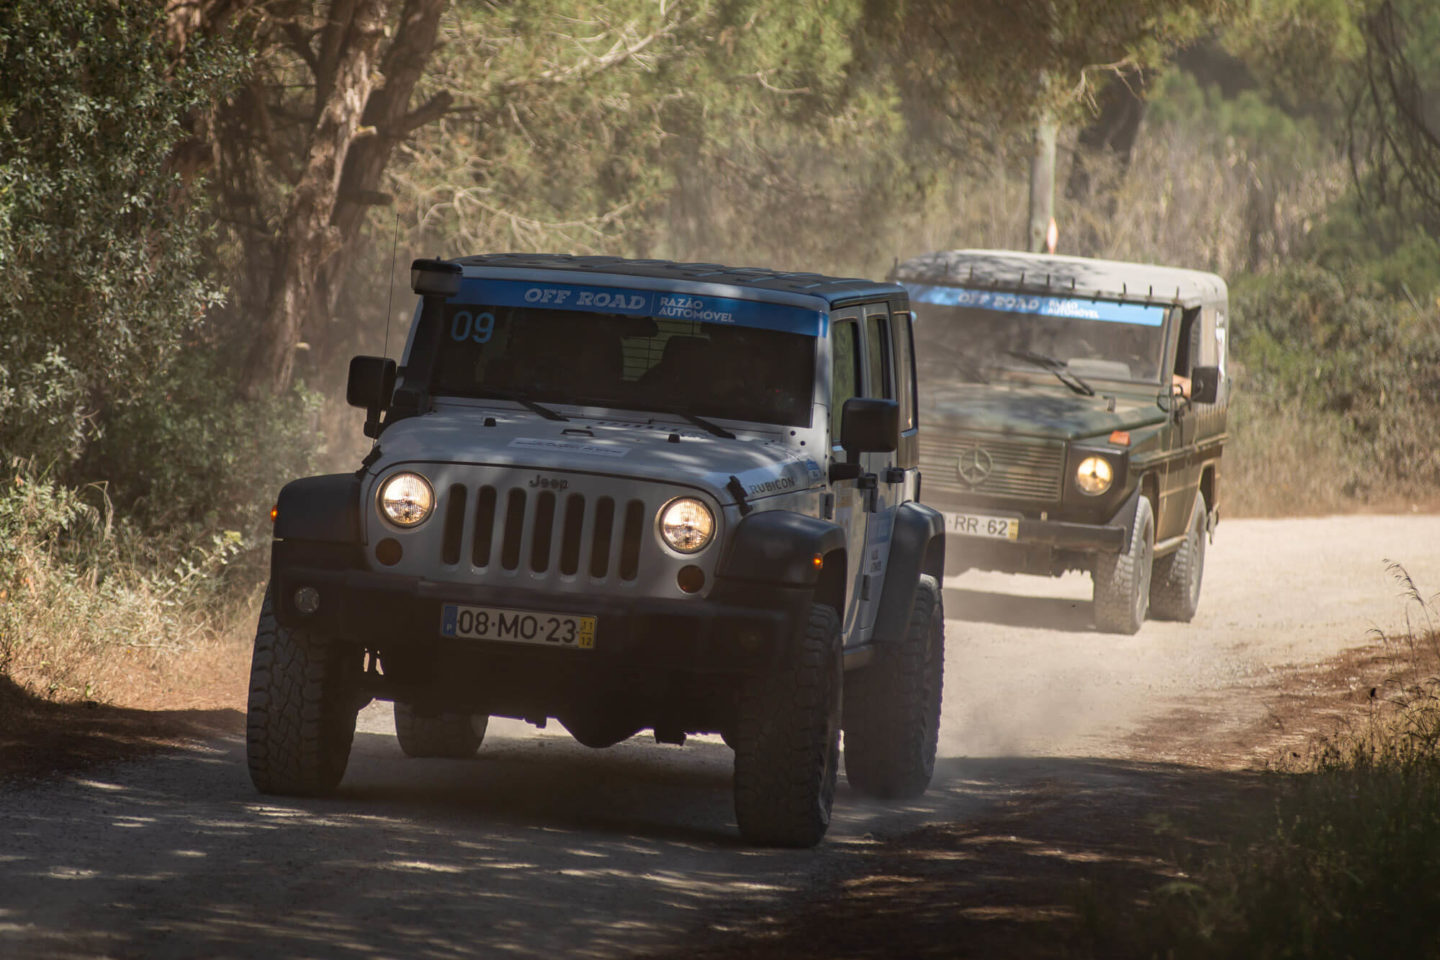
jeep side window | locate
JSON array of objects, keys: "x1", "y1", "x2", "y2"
[
  {"x1": 865, "y1": 315, "x2": 893, "y2": 399},
  {"x1": 892, "y1": 313, "x2": 916, "y2": 431},
  {"x1": 831, "y1": 320, "x2": 861, "y2": 443}
]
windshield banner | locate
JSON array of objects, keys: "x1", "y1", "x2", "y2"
[
  {"x1": 455, "y1": 278, "x2": 826, "y2": 335},
  {"x1": 904, "y1": 284, "x2": 1165, "y2": 327}
]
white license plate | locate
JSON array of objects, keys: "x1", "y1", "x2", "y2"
[
  {"x1": 943, "y1": 511, "x2": 1020, "y2": 541},
  {"x1": 441, "y1": 604, "x2": 596, "y2": 649}
]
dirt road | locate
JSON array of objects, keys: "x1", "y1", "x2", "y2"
[{"x1": 2, "y1": 516, "x2": 1437, "y2": 959}]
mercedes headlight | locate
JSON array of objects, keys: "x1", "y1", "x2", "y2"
[
  {"x1": 658, "y1": 498, "x2": 715, "y2": 554},
  {"x1": 1075, "y1": 456, "x2": 1114, "y2": 496},
  {"x1": 378, "y1": 472, "x2": 434, "y2": 527}
]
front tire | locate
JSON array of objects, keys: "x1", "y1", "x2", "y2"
[
  {"x1": 246, "y1": 588, "x2": 361, "y2": 795},
  {"x1": 394, "y1": 703, "x2": 486, "y2": 759},
  {"x1": 1093, "y1": 495, "x2": 1154, "y2": 635},
  {"x1": 732, "y1": 604, "x2": 843, "y2": 848},
  {"x1": 843, "y1": 576, "x2": 945, "y2": 799},
  {"x1": 1150, "y1": 493, "x2": 1207, "y2": 621}
]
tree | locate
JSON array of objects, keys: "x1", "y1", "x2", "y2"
[
  {"x1": 1350, "y1": 0, "x2": 1440, "y2": 236},
  {"x1": 0, "y1": 0, "x2": 239, "y2": 467},
  {"x1": 855, "y1": 0, "x2": 1233, "y2": 253},
  {"x1": 165, "y1": 0, "x2": 450, "y2": 398}
]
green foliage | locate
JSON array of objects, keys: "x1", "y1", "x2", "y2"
[
  {"x1": 0, "y1": 0, "x2": 242, "y2": 468},
  {"x1": 76, "y1": 343, "x2": 325, "y2": 546},
  {"x1": 1231, "y1": 264, "x2": 1440, "y2": 498},
  {"x1": 1304, "y1": 192, "x2": 1440, "y2": 300},
  {"x1": 1220, "y1": 0, "x2": 1366, "y2": 109}
]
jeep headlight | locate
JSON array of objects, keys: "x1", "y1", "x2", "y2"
[
  {"x1": 658, "y1": 498, "x2": 714, "y2": 554},
  {"x1": 1075, "y1": 456, "x2": 1114, "y2": 496},
  {"x1": 378, "y1": 472, "x2": 434, "y2": 527}
]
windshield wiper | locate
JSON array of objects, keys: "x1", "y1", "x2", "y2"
[
  {"x1": 1004, "y1": 349, "x2": 1095, "y2": 397},
  {"x1": 538, "y1": 395, "x2": 736, "y2": 439},
  {"x1": 480, "y1": 390, "x2": 568, "y2": 421},
  {"x1": 673, "y1": 411, "x2": 736, "y2": 440}
]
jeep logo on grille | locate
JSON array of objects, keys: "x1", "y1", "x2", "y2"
[
  {"x1": 956, "y1": 447, "x2": 993, "y2": 486},
  {"x1": 528, "y1": 474, "x2": 569, "y2": 490}
]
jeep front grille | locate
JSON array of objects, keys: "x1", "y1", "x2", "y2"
[
  {"x1": 919, "y1": 433, "x2": 1065, "y2": 501},
  {"x1": 449, "y1": 485, "x2": 648, "y2": 582}
]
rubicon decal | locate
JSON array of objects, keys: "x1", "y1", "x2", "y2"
[{"x1": 747, "y1": 476, "x2": 797, "y2": 496}]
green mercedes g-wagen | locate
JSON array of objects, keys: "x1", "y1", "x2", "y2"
[{"x1": 893, "y1": 250, "x2": 1229, "y2": 634}]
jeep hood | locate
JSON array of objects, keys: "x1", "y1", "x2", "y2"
[
  {"x1": 926, "y1": 383, "x2": 1167, "y2": 439},
  {"x1": 371, "y1": 408, "x2": 824, "y2": 506}
]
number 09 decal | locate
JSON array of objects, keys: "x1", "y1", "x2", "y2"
[{"x1": 450, "y1": 310, "x2": 495, "y2": 343}]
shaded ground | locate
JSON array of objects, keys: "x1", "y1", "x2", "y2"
[
  {"x1": 0, "y1": 675, "x2": 242, "y2": 786},
  {"x1": 1, "y1": 515, "x2": 1434, "y2": 958},
  {"x1": 643, "y1": 640, "x2": 1403, "y2": 960}
]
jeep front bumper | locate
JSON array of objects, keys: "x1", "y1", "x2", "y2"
[{"x1": 271, "y1": 548, "x2": 808, "y2": 676}]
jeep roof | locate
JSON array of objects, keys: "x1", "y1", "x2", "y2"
[
  {"x1": 892, "y1": 249, "x2": 1227, "y2": 310},
  {"x1": 452, "y1": 253, "x2": 905, "y2": 310}
]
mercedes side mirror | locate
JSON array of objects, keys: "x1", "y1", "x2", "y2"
[
  {"x1": 1190, "y1": 365, "x2": 1221, "y2": 405},
  {"x1": 347, "y1": 355, "x2": 396, "y2": 438},
  {"x1": 839, "y1": 397, "x2": 900, "y2": 455}
]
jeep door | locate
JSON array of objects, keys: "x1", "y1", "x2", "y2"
[
  {"x1": 828, "y1": 312, "x2": 870, "y2": 643},
  {"x1": 854, "y1": 303, "x2": 907, "y2": 640}
]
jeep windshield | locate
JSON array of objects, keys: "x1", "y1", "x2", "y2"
[
  {"x1": 907, "y1": 285, "x2": 1168, "y2": 386},
  {"x1": 431, "y1": 303, "x2": 816, "y2": 427}
]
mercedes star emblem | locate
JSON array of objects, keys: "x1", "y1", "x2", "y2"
[{"x1": 956, "y1": 447, "x2": 993, "y2": 485}]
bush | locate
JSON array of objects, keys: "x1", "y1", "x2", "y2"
[
  {"x1": 76, "y1": 344, "x2": 327, "y2": 550},
  {"x1": 1228, "y1": 264, "x2": 1440, "y2": 506},
  {"x1": 0, "y1": 0, "x2": 242, "y2": 469},
  {"x1": 0, "y1": 465, "x2": 247, "y2": 698},
  {"x1": 1140, "y1": 574, "x2": 1440, "y2": 959}
]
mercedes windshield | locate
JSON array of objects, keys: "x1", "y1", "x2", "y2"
[{"x1": 907, "y1": 285, "x2": 1170, "y2": 388}]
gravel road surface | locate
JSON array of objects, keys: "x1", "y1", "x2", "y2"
[{"x1": 3, "y1": 515, "x2": 1437, "y2": 959}]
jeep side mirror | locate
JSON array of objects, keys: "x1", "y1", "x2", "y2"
[
  {"x1": 840, "y1": 397, "x2": 900, "y2": 454},
  {"x1": 347, "y1": 355, "x2": 396, "y2": 438},
  {"x1": 1190, "y1": 365, "x2": 1221, "y2": 405}
]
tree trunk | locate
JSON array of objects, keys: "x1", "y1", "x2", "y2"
[
  {"x1": 240, "y1": 0, "x2": 390, "y2": 399},
  {"x1": 311, "y1": 0, "x2": 450, "y2": 362},
  {"x1": 1028, "y1": 111, "x2": 1058, "y2": 253}
]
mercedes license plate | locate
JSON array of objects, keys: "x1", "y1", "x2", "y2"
[
  {"x1": 441, "y1": 604, "x2": 596, "y2": 649},
  {"x1": 943, "y1": 511, "x2": 1020, "y2": 541}
]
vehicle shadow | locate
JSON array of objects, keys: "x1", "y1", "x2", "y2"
[
  {"x1": 943, "y1": 586, "x2": 1097, "y2": 632},
  {"x1": 0, "y1": 725, "x2": 1271, "y2": 960}
]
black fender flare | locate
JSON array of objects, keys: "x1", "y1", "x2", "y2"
[
  {"x1": 1106, "y1": 483, "x2": 1145, "y2": 544},
  {"x1": 872, "y1": 502, "x2": 946, "y2": 644},
  {"x1": 717, "y1": 510, "x2": 847, "y2": 588},
  {"x1": 273, "y1": 474, "x2": 362, "y2": 543}
]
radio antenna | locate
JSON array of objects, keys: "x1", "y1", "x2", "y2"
[
  {"x1": 382, "y1": 211, "x2": 401, "y2": 361},
  {"x1": 368, "y1": 212, "x2": 402, "y2": 452}
]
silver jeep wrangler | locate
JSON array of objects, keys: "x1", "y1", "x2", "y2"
[{"x1": 247, "y1": 254, "x2": 947, "y2": 847}]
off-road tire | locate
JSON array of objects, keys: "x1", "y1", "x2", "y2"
[
  {"x1": 394, "y1": 703, "x2": 487, "y2": 758},
  {"x1": 843, "y1": 575, "x2": 944, "y2": 800},
  {"x1": 246, "y1": 588, "x2": 361, "y2": 795},
  {"x1": 1150, "y1": 493, "x2": 1207, "y2": 622},
  {"x1": 732, "y1": 604, "x2": 843, "y2": 848},
  {"x1": 1093, "y1": 495, "x2": 1154, "y2": 635}
]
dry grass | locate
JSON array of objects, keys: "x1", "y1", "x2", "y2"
[
  {"x1": 0, "y1": 472, "x2": 260, "y2": 712},
  {"x1": 1114, "y1": 567, "x2": 1440, "y2": 959}
]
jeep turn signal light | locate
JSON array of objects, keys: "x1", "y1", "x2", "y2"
[
  {"x1": 270, "y1": 505, "x2": 278, "y2": 524},
  {"x1": 1108, "y1": 430, "x2": 1131, "y2": 446},
  {"x1": 812, "y1": 554, "x2": 824, "y2": 571}
]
